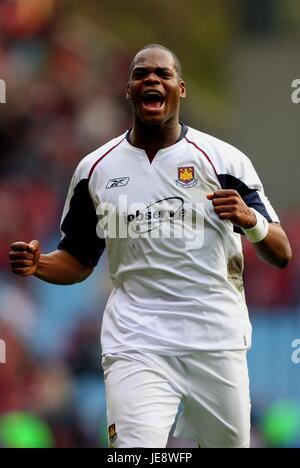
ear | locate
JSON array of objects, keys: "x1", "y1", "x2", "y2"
[
  {"x1": 179, "y1": 80, "x2": 186, "y2": 99},
  {"x1": 126, "y1": 83, "x2": 131, "y2": 100}
]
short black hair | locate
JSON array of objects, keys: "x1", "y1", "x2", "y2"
[{"x1": 129, "y1": 44, "x2": 182, "y2": 79}]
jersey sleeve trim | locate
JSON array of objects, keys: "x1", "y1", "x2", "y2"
[
  {"x1": 185, "y1": 136, "x2": 218, "y2": 176},
  {"x1": 57, "y1": 178, "x2": 105, "y2": 267},
  {"x1": 217, "y1": 173, "x2": 276, "y2": 222},
  {"x1": 88, "y1": 136, "x2": 126, "y2": 180},
  {"x1": 217, "y1": 173, "x2": 279, "y2": 234}
]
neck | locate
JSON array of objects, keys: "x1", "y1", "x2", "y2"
[{"x1": 129, "y1": 118, "x2": 182, "y2": 156}]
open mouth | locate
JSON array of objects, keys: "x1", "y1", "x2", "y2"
[{"x1": 142, "y1": 91, "x2": 165, "y2": 110}]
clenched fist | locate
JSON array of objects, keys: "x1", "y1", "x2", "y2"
[
  {"x1": 207, "y1": 190, "x2": 257, "y2": 229},
  {"x1": 9, "y1": 240, "x2": 41, "y2": 277}
]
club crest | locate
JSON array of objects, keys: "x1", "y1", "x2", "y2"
[{"x1": 176, "y1": 166, "x2": 198, "y2": 188}]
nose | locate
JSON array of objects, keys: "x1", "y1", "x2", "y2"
[{"x1": 143, "y1": 72, "x2": 160, "y2": 85}]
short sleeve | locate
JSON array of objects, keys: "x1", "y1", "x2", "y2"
[
  {"x1": 215, "y1": 147, "x2": 279, "y2": 234},
  {"x1": 57, "y1": 166, "x2": 105, "y2": 267},
  {"x1": 217, "y1": 150, "x2": 279, "y2": 224}
]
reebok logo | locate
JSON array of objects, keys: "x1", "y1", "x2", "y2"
[
  {"x1": 0, "y1": 339, "x2": 6, "y2": 364},
  {"x1": 106, "y1": 177, "x2": 130, "y2": 189},
  {"x1": 0, "y1": 79, "x2": 6, "y2": 103}
]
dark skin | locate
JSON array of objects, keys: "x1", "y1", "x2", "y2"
[
  {"x1": 9, "y1": 241, "x2": 92, "y2": 284},
  {"x1": 9, "y1": 47, "x2": 292, "y2": 282},
  {"x1": 207, "y1": 190, "x2": 292, "y2": 268},
  {"x1": 126, "y1": 48, "x2": 186, "y2": 159}
]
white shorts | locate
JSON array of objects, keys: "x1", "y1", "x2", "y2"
[{"x1": 102, "y1": 350, "x2": 251, "y2": 448}]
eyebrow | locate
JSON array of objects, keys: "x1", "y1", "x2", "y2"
[{"x1": 131, "y1": 66, "x2": 174, "y2": 74}]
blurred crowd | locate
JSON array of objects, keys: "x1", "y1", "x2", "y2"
[
  {"x1": 0, "y1": 0, "x2": 130, "y2": 448},
  {"x1": 0, "y1": 0, "x2": 300, "y2": 448}
]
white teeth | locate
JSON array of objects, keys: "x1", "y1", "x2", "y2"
[{"x1": 143, "y1": 91, "x2": 163, "y2": 98}]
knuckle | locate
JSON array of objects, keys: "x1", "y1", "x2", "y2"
[
  {"x1": 13, "y1": 269, "x2": 23, "y2": 275},
  {"x1": 14, "y1": 267, "x2": 30, "y2": 276}
]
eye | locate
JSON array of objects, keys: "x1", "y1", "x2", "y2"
[
  {"x1": 132, "y1": 69, "x2": 147, "y2": 79},
  {"x1": 160, "y1": 71, "x2": 173, "y2": 79}
]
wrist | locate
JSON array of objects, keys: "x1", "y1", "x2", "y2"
[
  {"x1": 33, "y1": 254, "x2": 44, "y2": 278},
  {"x1": 241, "y1": 208, "x2": 269, "y2": 243},
  {"x1": 242, "y1": 209, "x2": 257, "y2": 229}
]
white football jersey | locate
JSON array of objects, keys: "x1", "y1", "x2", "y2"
[{"x1": 58, "y1": 125, "x2": 279, "y2": 354}]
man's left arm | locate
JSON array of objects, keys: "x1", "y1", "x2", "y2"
[{"x1": 207, "y1": 190, "x2": 292, "y2": 269}]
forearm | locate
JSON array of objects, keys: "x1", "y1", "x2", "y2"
[
  {"x1": 253, "y1": 223, "x2": 292, "y2": 269},
  {"x1": 34, "y1": 250, "x2": 93, "y2": 285},
  {"x1": 207, "y1": 190, "x2": 292, "y2": 270}
]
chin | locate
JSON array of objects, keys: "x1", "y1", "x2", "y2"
[
  {"x1": 143, "y1": 118, "x2": 165, "y2": 126},
  {"x1": 139, "y1": 113, "x2": 167, "y2": 126}
]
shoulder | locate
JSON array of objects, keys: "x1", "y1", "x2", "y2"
[
  {"x1": 186, "y1": 126, "x2": 253, "y2": 175},
  {"x1": 74, "y1": 132, "x2": 128, "y2": 181}
]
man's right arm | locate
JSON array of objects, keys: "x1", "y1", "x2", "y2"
[{"x1": 9, "y1": 240, "x2": 93, "y2": 285}]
